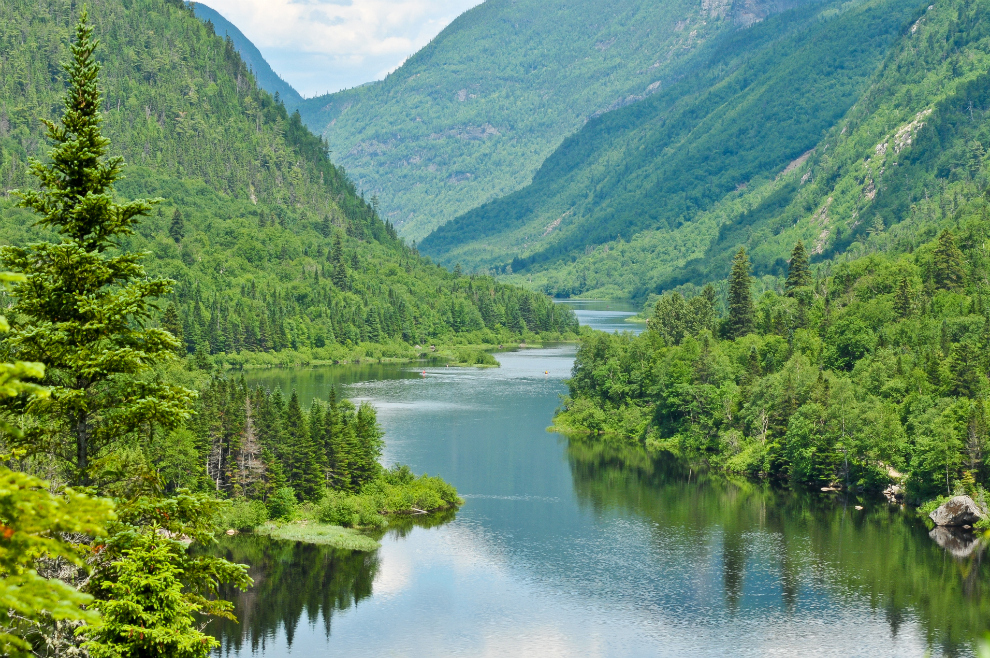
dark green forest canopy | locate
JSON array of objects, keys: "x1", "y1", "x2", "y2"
[
  {"x1": 557, "y1": 217, "x2": 990, "y2": 501},
  {"x1": 421, "y1": 0, "x2": 923, "y2": 276},
  {"x1": 0, "y1": 0, "x2": 577, "y2": 359},
  {"x1": 424, "y1": 0, "x2": 990, "y2": 304}
]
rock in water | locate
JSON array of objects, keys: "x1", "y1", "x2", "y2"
[{"x1": 929, "y1": 496, "x2": 986, "y2": 526}]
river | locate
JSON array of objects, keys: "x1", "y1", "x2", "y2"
[{"x1": 209, "y1": 306, "x2": 990, "y2": 657}]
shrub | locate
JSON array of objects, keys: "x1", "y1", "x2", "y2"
[
  {"x1": 222, "y1": 499, "x2": 269, "y2": 531},
  {"x1": 267, "y1": 487, "x2": 298, "y2": 521}
]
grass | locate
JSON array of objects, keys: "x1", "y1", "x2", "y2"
[{"x1": 255, "y1": 521, "x2": 381, "y2": 551}]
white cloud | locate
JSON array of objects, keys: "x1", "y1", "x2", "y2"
[{"x1": 197, "y1": 0, "x2": 483, "y2": 97}]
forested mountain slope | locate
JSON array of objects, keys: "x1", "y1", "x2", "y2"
[
  {"x1": 428, "y1": 0, "x2": 990, "y2": 302},
  {"x1": 191, "y1": 2, "x2": 302, "y2": 107},
  {"x1": 0, "y1": 0, "x2": 576, "y2": 362},
  {"x1": 296, "y1": 0, "x2": 814, "y2": 241},
  {"x1": 422, "y1": 0, "x2": 925, "y2": 287}
]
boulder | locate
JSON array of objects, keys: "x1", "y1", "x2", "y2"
[
  {"x1": 929, "y1": 495, "x2": 986, "y2": 527},
  {"x1": 883, "y1": 484, "x2": 904, "y2": 503}
]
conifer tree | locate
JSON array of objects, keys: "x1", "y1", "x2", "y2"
[
  {"x1": 0, "y1": 272, "x2": 115, "y2": 655},
  {"x1": 284, "y1": 391, "x2": 323, "y2": 501},
  {"x1": 169, "y1": 208, "x2": 185, "y2": 244},
  {"x1": 354, "y1": 403, "x2": 385, "y2": 488},
  {"x1": 330, "y1": 234, "x2": 348, "y2": 289},
  {"x1": 0, "y1": 11, "x2": 194, "y2": 484},
  {"x1": 933, "y1": 229, "x2": 966, "y2": 290},
  {"x1": 162, "y1": 303, "x2": 185, "y2": 352},
  {"x1": 894, "y1": 277, "x2": 912, "y2": 319},
  {"x1": 727, "y1": 247, "x2": 755, "y2": 339},
  {"x1": 784, "y1": 241, "x2": 811, "y2": 295}
]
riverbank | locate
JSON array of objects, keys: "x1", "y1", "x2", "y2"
[{"x1": 188, "y1": 333, "x2": 580, "y2": 371}]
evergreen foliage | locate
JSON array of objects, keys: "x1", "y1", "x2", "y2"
[
  {"x1": 82, "y1": 533, "x2": 218, "y2": 658},
  {"x1": 933, "y1": 229, "x2": 966, "y2": 291},
  {"x1": 784, "y1": 241, "x2": 811, "y2": 295},
  {"x1": 190, "y1": 377, "x2": 385, "y2": 501},
  {"x1": 557, "y1": 225, "x2": 990, "y2": 499},
  {"x1": 1, "y1": 10, "x2": 194, "y2": 484},
  {"x1": 0, "y1": 0, "x2": 577, "y2": 363},
  {"x1": 169, "y1": 208, "x2": 184, "y2": 244},
  {"x1": 727, "y1": 248, "x2": 754, "y2": 339}
]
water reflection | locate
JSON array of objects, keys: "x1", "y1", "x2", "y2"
[
  {"x1": 208, "y1": 349, "x2": 990, "y2": 657},
  {"x1": 565, "y1": 436, "x2": 990, "y2": 655},
  {"x1": 210, "y1": 511, "x2": 457, "y2": 655},
  {"x1": 209, "y1": 535, "x2": 378, "y2": 655}
]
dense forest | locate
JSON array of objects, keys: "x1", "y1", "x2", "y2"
[
  {"x1": 0, "y1": 4, "x2": 481, "y2": 654},
  {"x1": 422, "y1": 0, "x2": 922, "y2": 279},
  {"x1": 294, "y1": 0, "x2": 798, "y2": 241},
  {"x1": 0, "y1": 0, "x2": 578, "y2": 369},
  {"x1": 424, "y1": 0, "x2": 990, "y2": 306},
  {"x1": 557, "y1": 214, "x2": 990, "y2": 501}
]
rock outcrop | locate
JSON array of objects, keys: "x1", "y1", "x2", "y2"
[{"x1": 929, "y1": 496, "x2": 986, "y2": 527}]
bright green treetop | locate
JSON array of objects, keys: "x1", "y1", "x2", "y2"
[
  {"x1": 933, "y1": 229, "x2": 966, "y2": 291},
  {"x1": 1, "y1": 10, "x2": 194, "y2": 484},
  {"x1": 0, "y1": 271, "x2": 115, "y2": 657}
]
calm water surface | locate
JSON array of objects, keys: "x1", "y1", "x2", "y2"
[{"x1": 211, "y1": 308, "x2": 989, "y2": 657}]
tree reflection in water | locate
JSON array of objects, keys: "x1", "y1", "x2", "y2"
[
  {"x1": 563, "y1": 435, "x2": 990, "y2": 655},
  {"x1": 206, "y1": 510, "x2": 457, "y2": 654}
]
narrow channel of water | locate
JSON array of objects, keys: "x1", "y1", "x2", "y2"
[{"x1": 210, "y1": 307, "x2": 989, "y2": 657}]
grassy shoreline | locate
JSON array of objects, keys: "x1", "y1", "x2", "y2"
[
  {"x1": 197, "y1": 335, "x2": 579, "y2": 371},
  {"x1": 254, "y1": 521, "x2": 382, "y2": 551}
]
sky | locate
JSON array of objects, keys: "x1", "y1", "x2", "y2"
[{"x1": 196, "y1": 0, "x2": 483, "y2": 98}]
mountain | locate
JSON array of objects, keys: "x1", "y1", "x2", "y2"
[
  {"x1": 421, "y1": 0, "x2": 923, "y2": 287},
  {"x1": 425, "y1": 0, "x2": 990, "y2": 302},
  {"x1": 0, "y1": 0, "x2": 577, "y2": 363},
  {"x1": 191, "y1": 2, "x2": 303, "y2": 107},
  {"x1": 296, "y1": 0, "x2": 814, "y2": 242}
]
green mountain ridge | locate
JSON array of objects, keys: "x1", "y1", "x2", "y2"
[
  {"x1": 425, "y1": 0, "x2": 990, "y2": 303},
  {"x1": 0, "y1": 0, "x2": 577, "y2": 364},
  {"x1": 296, "y1": 0, "x2": 814, "y2": 242},
  {"x1": 421, "y1": 0, "x2": 927, "y2": 288},
  {"x1": 190, "y1": 2, "x2": 303, "y2": 107}
]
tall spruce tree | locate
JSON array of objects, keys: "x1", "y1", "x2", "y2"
[
  {"x1": 284, "y1": 391, "x2": 323, "y2": 501},
  {"x1": 168, "y1": 208, "x2": 185, "y2": 244},
  {"x1": 933, "y1": 229, "x2": 966, "y2": 290},
  {"x1": 727, "y1": 247, "x2": 755, "y2": 339},
  {"x1": 0, "y1": 12, "x2": 194, "y2": 484},
  {"x1": 894, "y1": 277, "x2": 912, "y2": 319},
  {"x1": 330, "y1": 234, "x2": 348, "y2": 289},
  {"x1": 784, "y1": 241, "x2": 811, "y2": 295}
]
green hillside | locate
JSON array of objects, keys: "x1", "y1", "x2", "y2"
[
  {"x1": 0, "y1": 0, "x2": 577, "y2": 365},
  {"x1": 422, "y1": 0, "x2": 925, "y2": 287},
  {"x1": 191, "y1": 2, "x2": 303, "y2": 107},
  {"x1": 297, "y1": 0, "x2": 813, "y2": 242},
  {"x1": 427, "y1": 0, "x2": 990, "y2": 303}
]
